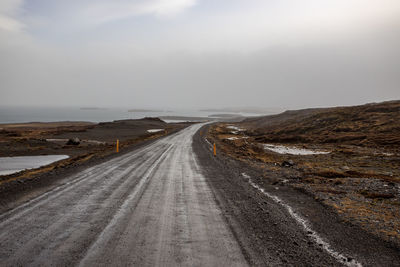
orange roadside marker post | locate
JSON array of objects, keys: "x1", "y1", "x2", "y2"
[
  {"x1": 213, "y1": 143, "x2": 216, "y2": 156},
  {"x1": 116, "y1": 139, "x2": 119, "y2": 153}
]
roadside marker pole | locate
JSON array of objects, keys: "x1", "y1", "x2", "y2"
[
  {"x1": 116, "y1": 139, "x2": 119, "y2": 153},
  {"x1": 213, "y1": 143, "x2": 216, "y2": 156}
]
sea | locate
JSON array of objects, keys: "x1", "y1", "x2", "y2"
[{"x1": 0, "y1": 106, "x2": 261, "y2": 124}]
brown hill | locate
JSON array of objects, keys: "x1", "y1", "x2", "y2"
[{"x1": 240, "y1": 100, "x2": 400, "y2": 148}]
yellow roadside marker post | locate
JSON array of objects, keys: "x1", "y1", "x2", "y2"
[
  {"x1": 213, "y1": 143, "x2": 216, "y2": 156},
  {"x1": 116, "y1": 139, "x2": 119, "y2": 153}
]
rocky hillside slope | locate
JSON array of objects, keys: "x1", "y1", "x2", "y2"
[{"x1": 241, "y1": 100, "x2": 400, "y2": 149}]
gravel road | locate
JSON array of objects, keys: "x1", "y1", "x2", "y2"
[
  {"x1": 2, "y1": 123, "x2": 399, "y2": 266},
  {"x1": 0, "y1": 124, "x2": 247, "y2": 266}
]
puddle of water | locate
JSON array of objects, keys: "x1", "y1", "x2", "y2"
[
  {"x1": 264, "y1": 144, "x2": 330, "y2": 155},
  {"x1": 0, "y1": 155, "x2": 69, "y2": 176}
]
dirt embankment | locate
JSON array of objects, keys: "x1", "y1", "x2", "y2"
[
  {"x1": 0, "y1": 118, "x2": 192, "y2": 210},
  {"x1": 206, "y1": 100, "x2": 400, "y2": 247}
]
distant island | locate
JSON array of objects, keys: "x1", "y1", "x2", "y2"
[
  {"x1": 159, "y1": 116, "x2": 209, "y2": 122},
  {"x1": 200, "y1": 107, "x2": 284, "y2": 115},
  {"x1": 128, "y1": 109, "x2": 164, "y2": 112},
  {"x1": 80, "y1": 107, "x2": 107, "y2": 110},
  {"x1": 207, "y1": 114, "x2": 244, "y2": 118}
]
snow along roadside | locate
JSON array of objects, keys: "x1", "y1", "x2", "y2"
[{"x1": 241, "y1": 172, "x2": 362, "y2": 267}]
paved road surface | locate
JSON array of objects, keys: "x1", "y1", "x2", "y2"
[{"x1": 0, "y1": 124, "x2": 247, "y2": 266}]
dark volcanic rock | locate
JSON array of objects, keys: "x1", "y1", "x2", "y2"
[
  {"x1": 282, "y1": 160, "x2": 294, "y2": 167},
  {"x1": 67, "y1": 138, "x2": 80, "y2": 145}
]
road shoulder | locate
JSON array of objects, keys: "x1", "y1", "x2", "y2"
[{"x1": 193, "y1": 124, "x2": 400, "y2": 266}]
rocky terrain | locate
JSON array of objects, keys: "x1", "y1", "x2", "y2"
[
  {"x1": 0, "y1": 118, "x2": 191, "y2": 211},
  {"x1": 0, "y1": 118, "x2": 189, "y2": 157},
  {"x1": 242, "y1": 100, "x2": 400, "y2": 149},
  {"x1": 206, "y1": 100, "x2": 400, "y2": 247}
]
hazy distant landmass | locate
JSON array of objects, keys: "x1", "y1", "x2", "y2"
[
  {"x1": 160, "y1": 116, "x2": 209, "y2": 122},
  {"x1": 80, "y1": 107, "x2": 107, "y2": 110},
  {"x1": 207, "y1": 114, "x2": 244, "y2": 118},
  {"x1": 128, "y1": 109, "x2": 164, "y2": 112},
  {"x1": 200, "y1": 107, "x2": 285, "y2": 115}
]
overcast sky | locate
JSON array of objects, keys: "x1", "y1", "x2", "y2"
[{"x1": 1, "y1": 0, "x2": 399, "y2": 109}]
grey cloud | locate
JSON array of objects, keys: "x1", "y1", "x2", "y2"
[{"x1": 0, "y1": 3, "x2": 399, "y2": 110}]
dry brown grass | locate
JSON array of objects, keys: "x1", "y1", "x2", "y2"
[
  {"x1": 207, "y1": 120, "x2": 400, "y2": 245},
  {"x1": 240, "y1": 100, "x2": 400, "y2": 149},
  {"x1": 359, "y1": 190, "x2": 395, "y2": 199},
  {"x1": 330, "y1": 197, "x2": 400, "y2": 241},
  {"x1": 0, "y1": 124, "x2": 178, "y2": 187}
]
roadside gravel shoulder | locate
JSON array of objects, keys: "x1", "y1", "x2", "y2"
[{"x1": 193, "y1": 124, "x2": 400, "y2": 266}]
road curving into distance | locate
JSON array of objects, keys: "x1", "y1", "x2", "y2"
[
  {"x1": 0, "y1": 123, "x2": 247, "y2": 266},
  {"x1": 2, "y1": 123, "x2": 399, "y2": 266}
]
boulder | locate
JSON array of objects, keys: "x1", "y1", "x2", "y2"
[
  {"x1": 281, "y1": 160, "x2": 294, "y2": 167},
  {"x1": 67, "y1": 137, "x2": 80, "y2": 145}
]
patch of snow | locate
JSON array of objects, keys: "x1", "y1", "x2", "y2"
[
  {"x1": 227, "y1": 125, "x2": 246, "y2": 131},
  {"x1": 264, "y1": 144, "x2": 330, "y2": 155},
  {"x1": 373, "y1": 151, "x2": 396, "y2": 157},
  {"x1": 226, "y1": 136, "x2": 249, "y2": 141},
  {"x1": 241, "y1": 172, "x2": 250, "y2": 179},
  {"x1": 241, "y1": 172, "x2": 362, "y2": 267},
  {"x1": 46, "y1": 139, "x2": 69, "y2": 142},
  {"x1": 84, "y1": 140, "x2": 106, "y2": 145},
  {"x1": 0, "y1": 155, "x2": 69, "y2": 176},
  {"x1": 147, "y1": 129, "x2": 164, "y2": 133}
]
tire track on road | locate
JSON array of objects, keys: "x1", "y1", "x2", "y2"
[{"x1": 79, "y1": 144, "x2": 174, "y2": 266}]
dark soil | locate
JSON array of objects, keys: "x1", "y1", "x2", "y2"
[
  {"x1": 49, "y1": 117, "x2": 171, "y2": 142},
  {"x1": 0, "y1": 118, "x2": 187, "y2": 157},
  {"x1": 193, "y1": 124, "x2": 400, "y2": 266},
  {"x1": 241, "y1": 100, "x2": 400, "y2": 149},
  {"x1": 209, "y1": 101, "x2": 400, "y2": 245},
  {"x1": 0, "y1": 120, "x2": 192, "y2": 213}
]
